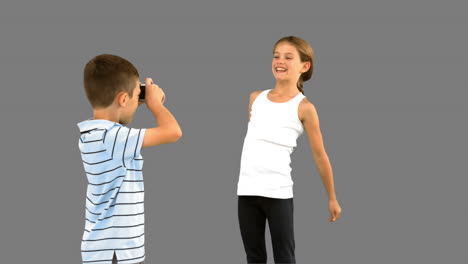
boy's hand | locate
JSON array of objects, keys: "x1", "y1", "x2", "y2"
[
  {"x1": 141, "y1": 77, "x2": 181, "y2": 148},
  {"x1": 145, "y1": 78, "x2": 166, "y2": 111}
]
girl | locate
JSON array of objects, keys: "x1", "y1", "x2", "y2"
[{"x1": 237, "y1": 36, "x2": 342, "y2": 264}]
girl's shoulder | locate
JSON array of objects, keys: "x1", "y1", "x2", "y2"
[
  {"x1": 249, "y1": 89, "x2": 267, "y2": 102},
  {"x1": 249, "y1": 89, "x2": 268, "y2": 97},
  {"x1": 298, "y1": 97, "x2": 318, "y2": 122}
]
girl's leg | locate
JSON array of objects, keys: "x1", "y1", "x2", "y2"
[
  {"x1": 265, "y1": 197, "x2": 295, "y2": 264},
  {"x1": 238, "y1": 196, "x2": 268, "y2": 263}
]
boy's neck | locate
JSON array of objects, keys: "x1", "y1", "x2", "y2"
[{"x1": 93, "y1": 106, "x2": 121, "y2": 123}]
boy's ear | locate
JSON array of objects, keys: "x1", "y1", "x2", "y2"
[{"x1": 115, "y1": 91, "x2": 129, "y2": 107}]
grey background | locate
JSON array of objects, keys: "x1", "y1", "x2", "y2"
[{"x1": 0, "y1": 0, "x2": 467, "y2": 263}]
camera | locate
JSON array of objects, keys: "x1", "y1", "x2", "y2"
[
  {"x1": 139, "y1": 84, "x2": 146, "y2": 101},
  {"x1": 139, "y1": 83, "x2": 166, "y2": 103}
]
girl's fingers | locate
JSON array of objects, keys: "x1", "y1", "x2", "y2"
[{"x1": 329, "y1": 209, "x2": 339, "y2": 222}]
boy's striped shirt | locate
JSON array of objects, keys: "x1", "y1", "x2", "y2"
[{"x1": 78, "y1": 119, "x2": 146, "y2": 264}]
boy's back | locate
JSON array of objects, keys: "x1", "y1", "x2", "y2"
[
  {"x1": 79, "y1": 54, "x2": 181, "y2": 263},
  {"x1": 78, "y1": 119, "x2": 146, "y2": 263}
]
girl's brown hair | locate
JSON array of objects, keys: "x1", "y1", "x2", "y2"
[{"x1": 273, "y1": 36, "x2": 314, "y2": 94}]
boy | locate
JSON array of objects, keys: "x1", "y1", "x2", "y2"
[{"x1": 77, "y1": 54, "x2": 182, "y2": 264}]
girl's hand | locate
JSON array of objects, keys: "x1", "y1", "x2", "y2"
[{"x1": 328, "y1": 199, "x2": 342, "y2": 222}]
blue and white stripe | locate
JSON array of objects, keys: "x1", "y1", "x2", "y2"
[{"x1": 78, "y1": 119, "x2": 146, "y2": 264}]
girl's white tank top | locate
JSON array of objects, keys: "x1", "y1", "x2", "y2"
[{"x1": 237, "y1": 89, "x2": 306, "y2": 198}]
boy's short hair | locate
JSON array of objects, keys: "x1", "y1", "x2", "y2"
[{"x1": 83, "y1": 54, "x2": 139, "y2": 108}]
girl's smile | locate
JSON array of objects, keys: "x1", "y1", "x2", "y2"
[{"x1": 272, "y1": 42, "x2": 307, "y2": 82}]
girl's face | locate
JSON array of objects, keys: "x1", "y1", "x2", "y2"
[{"x1": 272, "y1": 42, "x2": 309, "y2": 83}]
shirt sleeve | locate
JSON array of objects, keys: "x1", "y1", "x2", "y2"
[{"x1": 110, "y1": 126, "x2": 146, "y2": 168}]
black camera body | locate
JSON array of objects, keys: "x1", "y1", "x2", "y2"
[{"x1": 139, "y1": 84, "x2": 146, "y2": 101}]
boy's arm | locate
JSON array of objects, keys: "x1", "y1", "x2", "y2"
[{"x1": 142, "y1": 78, "x2": 182, "y2": 148}]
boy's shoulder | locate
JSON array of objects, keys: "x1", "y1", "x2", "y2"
[
  {"x1": 78, "y1": 119, "x2": 146, "y2": 164},
  {"x1": 77, "y1": 119, "x2": 121, "y2": 134}
]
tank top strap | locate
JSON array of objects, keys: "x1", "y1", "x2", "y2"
[
  {"x1": 290, "y1": 91, "x2": 306, "y2": 104},
  {"x1": 259, "y1": 89, "x2": 271, "y2": 99},
  {"x1": 253, "y1": 89, "x2": 272, "y2": 106}
]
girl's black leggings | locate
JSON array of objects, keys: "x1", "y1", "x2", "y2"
[{"x1": 238, "y1": 195, "x2": 296, "y2": 264}]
